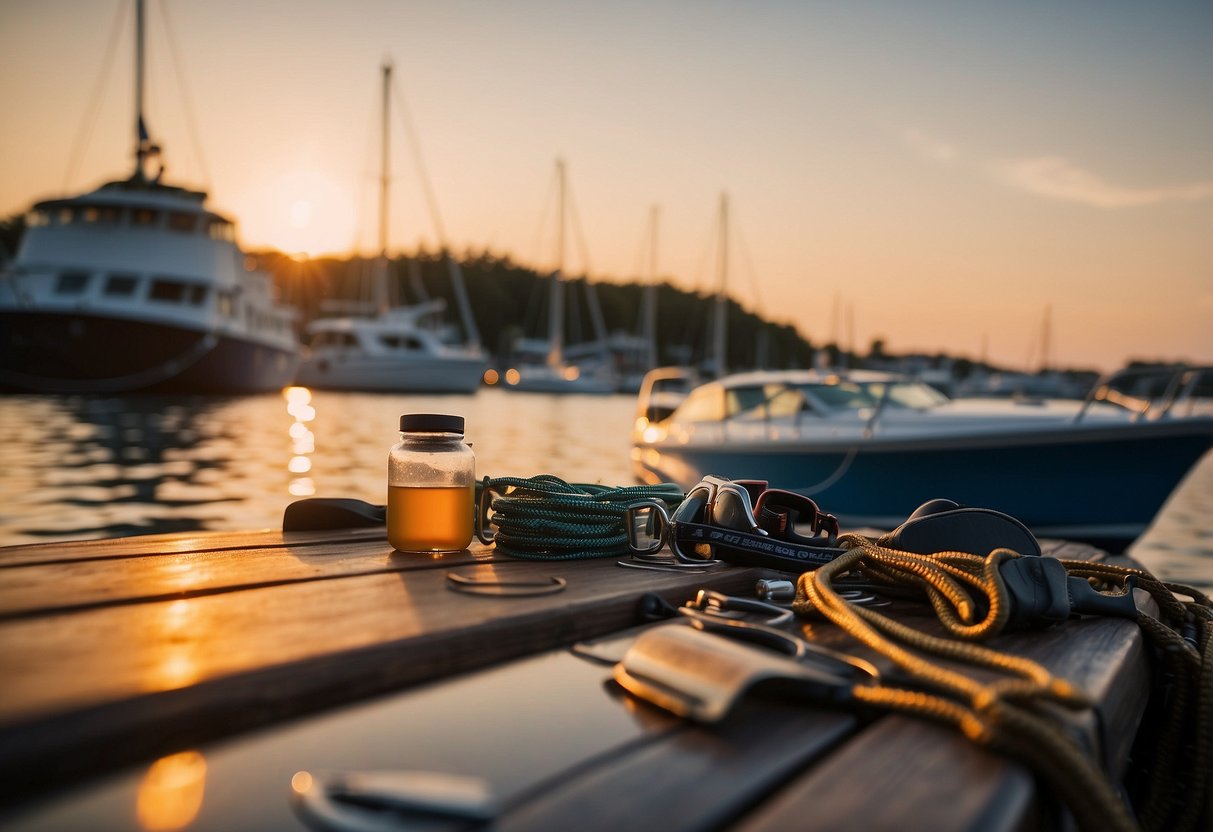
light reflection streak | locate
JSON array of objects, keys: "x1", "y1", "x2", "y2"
[
  {"x1": 135, "y1": 750, "x2": 208, "y2": 830},
  {"x1": 145, "y1": 599, "x2": 202, "y2": 692},
  {"x1": 284, "y1": 386, "x2": 316, "y2": 497}
]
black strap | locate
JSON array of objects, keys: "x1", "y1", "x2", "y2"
[{"x1": 673, "y1": 520, "x2": 845, "y2": 573}]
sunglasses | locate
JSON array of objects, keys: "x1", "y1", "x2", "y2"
[{"x1": 627, "y1": 475, "x2": 839, "y2": 565}]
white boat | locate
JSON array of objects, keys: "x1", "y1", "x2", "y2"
[
  {"x1": 294, "y1": 63, "x2": 486, "y2": 395},
  {"x1": 501, "y1": 159, "x2": 617, "y2": 395},
  {"x1": 0, "y1": 1, "x2": 298, "y2": 394},
  {"x1": 632, "y1": 365, "x2": 1213, "y2": 550},
  {"x1": 296, "y1": 299, "x2": 486, "y2": 394}
]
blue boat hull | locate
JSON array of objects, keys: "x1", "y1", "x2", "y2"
[{"x1": 634, "y1": 421, "x2": 1213, "y2": 551}]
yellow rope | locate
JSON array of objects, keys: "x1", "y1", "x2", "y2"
[{"x1": 790, "y1": 534, "x2": 1213, "y2": 832}]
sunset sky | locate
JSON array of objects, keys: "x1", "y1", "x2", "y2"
[{"x1": 1, "y1": 0, "x2": 1210, "y2": 371}]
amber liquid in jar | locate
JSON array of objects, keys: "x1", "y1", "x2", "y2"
[{"x1": 387, "y1": 484, "x2": 475, "y2": 553}]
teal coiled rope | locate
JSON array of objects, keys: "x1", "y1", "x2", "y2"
[{"x1": 479, "y1": 474, "x2": 684, "y2": 561}]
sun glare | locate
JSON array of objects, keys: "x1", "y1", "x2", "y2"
[{"x1": 242, "y1": 170, "x2": 358, "y2": 258}]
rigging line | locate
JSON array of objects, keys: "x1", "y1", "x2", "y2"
[
  {"x1": 156, "y1": 0, "x2": 211, "y2": 187},
  {"x1": 563, "y1": 175, "x2": 594, "y2": 277},
  {"x1": 390, "y1": 82, "x2": 448, "y2": 248},
  {"x1": 63, "y1": 0, "x2": 130, "y2": 194},
  {"x1": 732, "y1": 210, "x2": 766, "y2": 315},
  {"x1": 678, "y1": 207, "x2": 720, "y2": 351},
  {"x1": 356, "y1": 83, "x2": 381, "y2": 256},
  {"x1": 529, "y1": 164, "x2": 558, "y2": 269}
]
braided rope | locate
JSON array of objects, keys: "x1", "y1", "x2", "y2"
[
  {"x1": 791, "y1": 534, "x2": 1213, "y2": 832},
  {"x1": 480, "y1": 474, "x2": 683, "y2": 561}
]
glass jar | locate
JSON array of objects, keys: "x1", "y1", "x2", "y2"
[{"x1": 387, "y1": 413, "x2": 475, "y2": 553}]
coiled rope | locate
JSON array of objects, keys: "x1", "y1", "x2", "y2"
[
  {"x1": 477, "y1": 475, "x2": 683, "y2": 561},
  {"x1": 792, "y1": 535, "x2": 1213, "y2": 832}
]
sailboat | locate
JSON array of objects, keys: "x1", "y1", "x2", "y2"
[
  {"x1": 0, "y1": 0, "x2": 299, "y2": 394},
  {"x1": 294, "y1": 63, "x2": 486, "y2": 394},
  {"x1": 502, "y1": 159, "x2": 617, "y2": 394}
]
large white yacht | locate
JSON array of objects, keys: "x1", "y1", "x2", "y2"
[{"x1": 0, "y1": 2, "x2": 298, "y2": 395}]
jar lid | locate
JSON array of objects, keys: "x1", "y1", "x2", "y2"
[{"x1": 399, "y1": 413, "x2": 465, "y2": 434}]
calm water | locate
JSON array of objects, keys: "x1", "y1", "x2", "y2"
[{"x1": 0, "y1": 388, "x2": 1209, "y2": 588}]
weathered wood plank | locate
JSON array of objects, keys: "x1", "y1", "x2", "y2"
[
  {"x1": 0, "y1": 538, "x2": 501, "y2": 620},
  {"x1": 0, "y1": 527, "x2": 387, "y2": 567},
  {"x1": 731, "y1": 716, "x2": 1037, "y2": 832},
  {"x1": 0, "y1": 556, "x2": 765, "y2": 803}
]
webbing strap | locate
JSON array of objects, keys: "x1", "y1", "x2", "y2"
[{"x1": 478, "y1": 475, "x2": 683, "y2": 561}]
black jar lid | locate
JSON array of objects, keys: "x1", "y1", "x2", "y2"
[{"x1": 399, "y1": 413, "x2": 465, "y2": 434}]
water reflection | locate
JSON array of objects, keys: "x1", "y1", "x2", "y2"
[
  {"x1": 285, "y1": 386, "x2": 317, "y2": 496},
  {"x1": 135, "y1": 750, "x2": 207, "y2": 831}
]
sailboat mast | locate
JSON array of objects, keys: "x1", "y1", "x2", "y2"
[
  {"x1": 547, "y1": 159, "x2": 566, "y2": 367},
  {"x1": 372, "y1": 62, "x2": 392, "y2": 313},
  {"x1": 379, "y1": 63, "x2": 391, "y2": 259},
  {"x1": 643, "y1": 204, "x2": 659, "y2": 370},
  {"x1": 134, "y1": 0, "x2": 146, "y2": 180},
  {"x1": 713, "y1": 192, "x2": 728, "y2": 376}
]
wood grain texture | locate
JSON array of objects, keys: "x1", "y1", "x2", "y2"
[
  {"x1": 0, "y1": 546, "x2": 765, "y2": 802},
  {"x1": 0, "y1": 537, "x2": 495, "y2": 619}
]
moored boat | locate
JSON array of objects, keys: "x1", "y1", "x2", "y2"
[
  {"x1": 293, "y1": 63, "x2": 486, "y2": 394},
  {"x1": 632, "y1": 365, "x2": 1213, "y2": 551},
  {"x1": 0, "y1": 1, "x2": 298, "y2": 395}
]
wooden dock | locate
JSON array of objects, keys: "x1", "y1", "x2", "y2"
[{"x1": 0, "y1": 527, "x2": 1158, "y2": 830}]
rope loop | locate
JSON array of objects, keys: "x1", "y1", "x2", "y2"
[{"x1": 477, "y1": 475, "x2": 683, "y2": 561}]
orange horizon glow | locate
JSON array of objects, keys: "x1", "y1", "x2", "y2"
[{"x1": 1, "y1": 1, "x2": 1210, "y2": 372}]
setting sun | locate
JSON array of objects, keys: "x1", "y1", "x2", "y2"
[{"x1": 236, "y1": 169, "x2": 359, "y2": 258}]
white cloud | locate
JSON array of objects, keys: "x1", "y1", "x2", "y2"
[
  {"x1": 997, "y1": 156, "x2": 1213, "y2": 208},
  {"x1": 904, "y1": 128, "x2": 957, "y2": 162}
]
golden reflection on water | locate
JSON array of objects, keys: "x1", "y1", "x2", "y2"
[
  {"x1": 135, "y1": 750, "x2": 207, "y2": 830},
  {"x1": 284, "y1": 386, "x2": 317, "y2": 497}
]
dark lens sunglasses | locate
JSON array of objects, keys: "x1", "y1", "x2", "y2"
[{"x1": 626, "y1": 476, "x2": 837, "y2": 564}]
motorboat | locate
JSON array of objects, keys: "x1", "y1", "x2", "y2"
[
  {"x1": 0, "y1": 3, "x2": 298, "y2": 395},
  {"x1": 294, "y1": 63, "x2": 486, "y2": 394},
  {"x1": 632, "y1": 365, "x2": 1213, "y2": 550}
]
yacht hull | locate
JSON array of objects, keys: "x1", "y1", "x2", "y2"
[
  {"x1": 295, "y1": 355, "x2": 485, "y2": 394},
  {"x1": 0, "y1": 311, "x2": 298, "y2": 394},
  {"x1": 632, "y1": 419, "x2": 1213, "y2": 551}
]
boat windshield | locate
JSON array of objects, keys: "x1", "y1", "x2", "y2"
[{"x1": 801, "y1": 380, "x2": 948, "y2": 412}]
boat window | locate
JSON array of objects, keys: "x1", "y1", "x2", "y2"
[
  {"x1": 77, "y1": 206, "x2": 120, "y2": 225},
  {"x1": 57, "y1": 207, "x2": 76, "y2": 225},
  {"x1": 150, "y1": 279, "x2": 186, "y2": 303},
  {"x1": 674, "y1": 386, "x2": 726, "y2": 422},
  {"x1": 104, "y1": 274, "x2": 139, "y2": 296},
  {"x1": 381, "y1": 335, "x2": 425, "y2": 351},
  {"x1": 168, "y1": 212, "x2": 197, "y2": 233},
  {"x1": 725, "y1": 386, "x2": 773, "y2": 417},
  {"x1": 341, "y1": 333, "x2": 359, "y2": 347},
  {"x1": 800, "y1": 381, "x2": 880, "y2": 410},
  {"x1": 187, "y1": 285, "x2": 208, "y2": 305},
  {"x1": 132, "y1": 208, "x2": 160, "y2": 227},
  {"x1": 55, "y1": 272, "x2": 91, "y2": 294},
  {"x1": 208, "y1": 219, "x2": 233, "y2": 241},
  {"x1": 26, "y1": 209, "x2": 49, "y2": 227},
  {"x1": 871, "y1": 382, "x2": 949, "y2": 409}
]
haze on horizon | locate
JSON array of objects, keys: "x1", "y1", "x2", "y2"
[{"x1": 1, "y1": 0, "x2": 1210, "y2": 372}]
